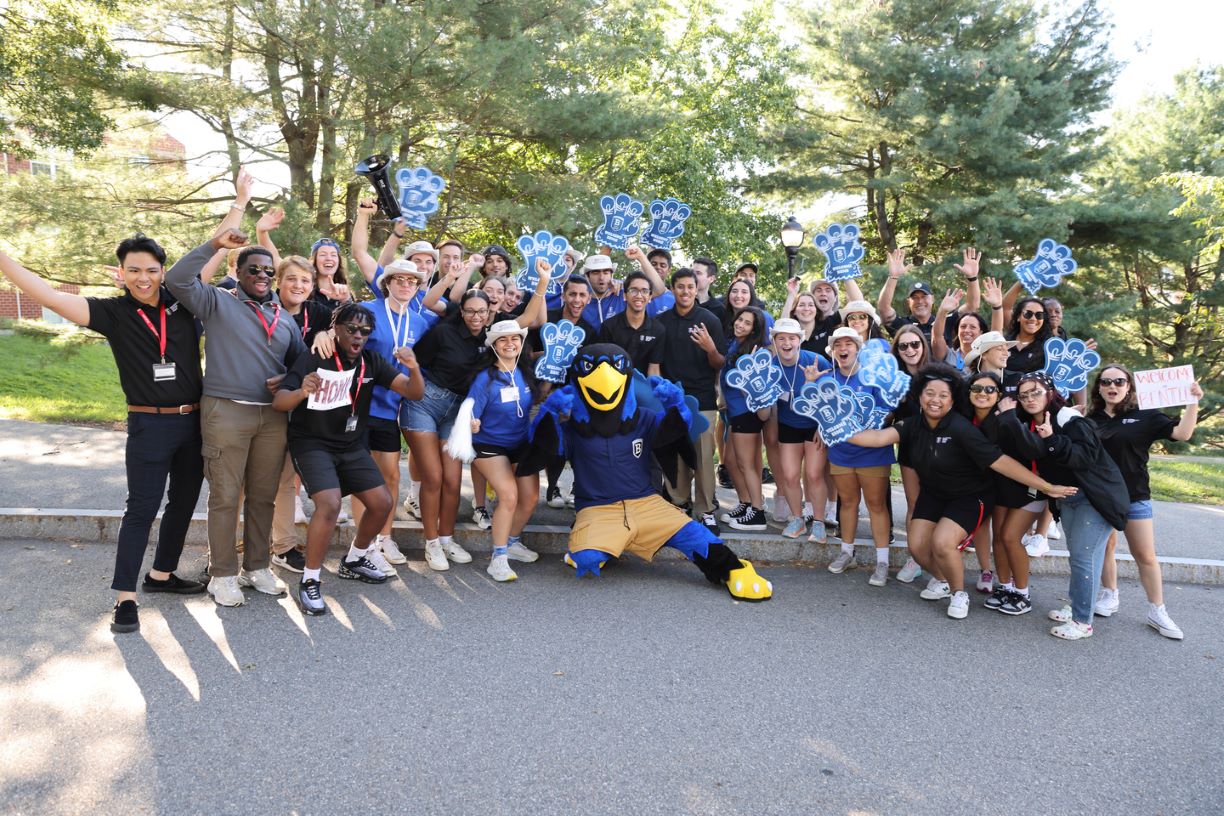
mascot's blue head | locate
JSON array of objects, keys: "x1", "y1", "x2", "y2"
[{"x1": 570, "y1": 343, "x2": 637, "y2": 427}]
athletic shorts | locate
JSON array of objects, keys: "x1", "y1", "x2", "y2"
[
  {"x1": 728, "y1": 411, "x2": 765, "y2": 434},
  {"x1": 778, "y1": 422, "x2": 818, "y2": 445},
  {"x1": 365, "y1": 416, "x2": 402, "y2": 453},
  {"x1": 830, "y1": 463, "x2": 892, "y2": 479},
  {"x1": 1127, "y1": 499, "x2": 1153, "y2": 521},
  {"x1": 568, "y1": 494, "x2": 691, "y2": 561},
  {"x1": 474, "y1": 441, "x2": 529, "y2": 463},
  {"x1": 913, "y1": 490, "x2": 994, "y2": 535},
  {"x1": 290, "y1": 444, "x2": 385, "y2": 498}
]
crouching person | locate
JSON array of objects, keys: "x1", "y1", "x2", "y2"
[{"x1": 273, "y1": 304, "x2": 424, "y2": 615}]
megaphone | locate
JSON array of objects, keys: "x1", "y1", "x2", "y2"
[{"x1": 355, "y1": 154, "x2": 402, "y2": 220}]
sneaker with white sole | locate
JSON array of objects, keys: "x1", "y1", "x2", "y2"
[
  {"x1": 728, "y1": 507, "x2": 768, "y2": 531},
  {"x1": 1050, "y1": 620, "x2": 1093, "y2": 640},
  {"x1": 366, "y1": 547, "x2": 397, "y2": 577},
  {"x1": 487, "y1": 554, "x2": 517, "y2": 582},
  {"x1": 947, "y1": 590, "x2": 969, "y2": 619},
  {"x1": 403, "y1": 492, "x2": 421, "y2": 519},
  {"x1": 1024, "y1": 533, "x2": 1050, "y2": 558},
  {"x1": 984, "y1": 586, "x2": 1010, "y2": 611},
  {"x1": 443, "y1": 539, "x2": 473, "y2": 564},
  {"x1": 297, "y1": 579, "x2": 326, "y2": 616},
  {"x1": 381, "y1": 535, "x2": 408, "y2": 565},
  {"x1": 868, "y1": 562, "x2": 888, "y2": 587},
  {"x1": 338, "y1": 555, "x2": 388, "y2": 584},
  {"x1": 394, "y1": 503, "x2": 412, "y2": 521},
  {"x1": 1047, "y1": 604, "x2": 1072, "y2": 623},
  {"x1": 781, "y1": 516, "x2": 807, "y2": 539},
  {"x1": 238, "y1": 567, "x2": 287, "y2": 596},
  {"x1": 999, "y1": 592, "x2": 1032, "y2": 616},
  {"x1": 472, "y1": 506, "x2": 492, "y2": 530},
  {"x1": 272, "y1": 549, "x2": 306, "y2": 573},
  {"x1": 1047, "y1": 522, "x2": 1062, "y2": 541},
  {"x1": 920, "y1": 578, "x2": 951, "y2": 600},
  {"x1": 975, "y1": 570, "x2": 994, "y2": 593},
  {"x1": 546, "y1": 486, "x2": 566, "y2": 508},
  {"x1": 827, "y1": 551, "x2": 854, "y2": 574},
  {"x1": 1094, "y1": 587, "x2": 1119, "y2": 617},
  {"x1": 294, "y1": 496, "x2": 308, "y2": 525},
  {"x1": 207, "y1": 576, "x2": 245, "y2": 607},
  {"x1": 770, "y1": 496, "x2": 791, "y2": 524},
  {"x1": 1147, "y1": 604, "x2": 1184, "y2": 640},
  {"x1": 896, "y1": 558, "x2": 922, "y2": 584},
  {"x1": 336, "y1": 507, "x2": 350, "y2": 525},
  {"x1": 424, "y1": 540, "x2": 449, "y2": 571},
  {"x1": 507, "y1": 541, "x2": 539, "y2": 563},
  {"x1": 719, "y1": 502, "x2": 749, "y2": 523}
]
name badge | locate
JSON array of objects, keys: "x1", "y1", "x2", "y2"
[
  {"x1": 500, "y1": 386, "x2": 519, "y2": 404},
  {"x1": 153, "y1": 362, "x2": 177, "y2": 382},
  {"x1": 344, "y1": 415, "x2": 358, "y2": 433},
  {"x1": 778, "y1": 390, "x2": 790, "y2": 403}
]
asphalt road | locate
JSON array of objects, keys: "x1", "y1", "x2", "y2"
[{"x1": 1, "y1": 539, "x2": 1221, "y2": 816}]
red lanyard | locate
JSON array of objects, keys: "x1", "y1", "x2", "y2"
[
  {"x1": 332, "y1": 352, "x2": 366, "y2": 416},
  {"x1": 300, "y1": 306, "x2": 310, "y2": 339},
  {"x1": 246, "y1": 301, "x2": 281, "y2": 344},
  {"x1": 134, "y1": 303, "x2": 167, "y2": 363}
]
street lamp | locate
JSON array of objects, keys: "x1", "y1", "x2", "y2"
[{"x1": 781, "y1": 216, "x2": 804, "y2": 279}]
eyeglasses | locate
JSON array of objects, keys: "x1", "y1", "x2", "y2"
[
  {"x1": 462, "y1": 309, "x2": 489, "y2": 318},
  {"x1": 1021, "y1": 310, "x2": 1045, "y2": 320},
  {"x1": 626, "y1": 288, "x2": 651, "y2": 297},
  {"x1": 245, "y1": 265, "x2": 276, "y2": 278},
  {"x1": 339, "y1": 323, "x2": 373, "y2": 336},
  {"x1": 969, "y1": 385, "x2": 999, "y2": 395},
  {"x1": 897, "y1": 340, "x2": 922, "y2": 351},
  {"x1": 1017, "y1": 389, "x2": 1046, "y2": 401},
  {"x1": 1099, "y1": 377, "x2": 1128, "y2": 387}
]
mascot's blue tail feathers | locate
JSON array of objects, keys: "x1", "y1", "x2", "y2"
[{"x1": 570, "y1": 549, "x2": 612, "y2": 577}]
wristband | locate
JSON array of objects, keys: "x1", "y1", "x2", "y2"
[
  {"x1": 392, "y1": 229, "x2": 405, "y2": 239},
  {"x1": 965, "y1": 276, "x2": 978, "y2": 282},
  {"x1": 230, "y1": 204, "x2": 244, "y2": 212},
  {"x1": 991, "y1": 304, "x2": 1002, "y2": 310}
]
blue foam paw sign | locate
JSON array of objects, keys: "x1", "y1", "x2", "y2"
[
  {"x1": 1042, "y1": 337, "x2": 1100, "y2": 397},
  {"x1": 791, "y1": 376, "x2": 865, "y2": 446},
  {"x1": 534, "y1": 320, "x2": 587, "y2": 384},
  {"x1": 1014, "y1": 238, "x2": 1077, "y2": 294},
  {"x1": 724, "y1": 348, "x2": 784, "y2": 412},
  {"x1": 812, "y1": 223, "x2": 865, "y2": 281},
  {"x1": 516, "y1": 230, "x2": 571, "y2": 295},
  {"x1": 593, "y1": 193, "x2": 644, "y2": 250},
  {"x1": 394, "y1": 167, "x2": 446, "y2": 229},
  {"x1": 640, "y1": 197, "x2": 692, "y2": 250},
  {"x1": 856, "y1": 341, "x2": 911, "y2": 408}
]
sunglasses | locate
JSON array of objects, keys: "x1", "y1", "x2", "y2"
[
  {"x1": 339, "y1": 323, "x2": 373, "y2": 336},
  {"x1": 245, "y1": 265, "x2": 276, "y2": 278},
  {"x1": 1017, "y1": 389, "x2": 1046, "y2": 401},
  {"x1": 1098, "y1": 377, "x2": 1128, "y2": 387},
  {"x1": 1021, "y1": 310, "x2": 1045, "y2": 320},
  {"x1": 969, "y1": 385, "x2": 999, "y2": 395},
  {"x1": 897, "y1": 340, "x2": 923, "y2": 351},
  {"x1": 847, "y1": 313, "x2": 870, "y2": 320}
]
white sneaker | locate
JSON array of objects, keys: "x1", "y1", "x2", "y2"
[
  {"x1": 919, "y1": 578, "x2": 951, "y2": 600},
  {"x1": 1094, "y1": 587, "x2": 1119, "y2": 617},
  {"x1": 827, "y1": 550, "x2": 854, "y2": 574},
  {"x1": 424, "y1": 540, "x2": 449, "y2": 571},
  {"x1": 868, "y1": 562, "x2": 888, "y2": 587},
  {"x1": 1147, "y1": 604, "x2": 1184, "y2": 640},
  {"x1": 336, "y1": 506, "x2": 350, "y2": 525},
  {"x1": 1047, "y1": 522, "x2": 1062, "y2": 541},
  {"x1": 381, "y1": 535, "x2": 407, "y2": 565},
  {"x1": 947, "y1": 591, "x2": 970, "y2": 619},
  {"x1": 208, "y1": 576, "x2": 245, "y2": 607},
  {"x1": 1024, "y1": 533, "x2": 1050, "y2": 558},
  {"x1": 824, "y1": 501, "x2": 838, "y2": 526},
  {"x1": 770, "y1": 495, "x2": 791, "y2": 524},
  {"x1": 507, "y1": 541, "x2": 539, "y2": 563},
  {"x1": 238, "y1": 567, "x2": 287, "y2": 595},
  {"x1": 294, "y1": 496, "x2": 308, "y2": 525},
  {"x1": 366, "y1": 546, "x2": 397, "y2": 577},
  {"x1": 403, "y1": 492, "x2": 421, "y2": 519},
  {"x1": 394, "y1": 503, "x2": 411, "y2": 521},
  {"x1": 472, "y1": 506, "x2": 492, "y2": 530},
  {"x1": 487, "y1": 554, "x2": 517, "y2": 582},
  {"x1": 442, "y1": 539, "x2": 473, "y2": 564},
  {"x1": 1047, "y1": 604, "x2": 1072, "y2": 623},
  {"x1": 896, "y1": 557, "x2": 922, "y2": 584}
]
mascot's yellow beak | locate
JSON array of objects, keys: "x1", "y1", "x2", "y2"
[{"x1": 577, "y1": 362, "x2": 628, "y2": 411}]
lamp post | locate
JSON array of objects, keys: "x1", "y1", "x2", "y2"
[{"x1": 781, "y1": 216, "x2": 805, "y2": 279}]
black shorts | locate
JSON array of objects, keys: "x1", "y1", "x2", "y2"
[
  {"x1": 778, "y1": 422, "x2": 818, "y2": 445},
  {"x1": 365, "y1": 416, "x2": 402, "y2": 453},
  {"x1": 290, "y1": 444, "x2": 386, "y2": 498},
  {"x1": 913, "y1": 490, "x2": 993, "y2": 535},
  {"x1": 474, "y1": 441, "x2": 529, "y2": 464},
  {"x1": 728, "y1": 411, "x2": 765, "y2": 434}
]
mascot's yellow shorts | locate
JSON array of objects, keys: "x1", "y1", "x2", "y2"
[{"x1": 568, "y1": 495, "x2": 690, "y2": 561}]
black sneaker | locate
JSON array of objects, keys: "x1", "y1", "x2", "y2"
[
  {"x1": 719, "y1": 502, "x2": 749, "y2": 523},
  {"x1": 142, "y1": 572, "x2": 206, "y2": 594},
  {"x1": 272, "y1": 549, "x2": 306, "y2": 573},
  {"x1": 700, "y1": 512, "x2": 720, "y2": 536},
  {"x1": 111, "y1": 600, "x2": 140, "y2": 634},
  {"x1": 338, "y1": 555, "x2": 388, "y2": 584},
  {"x1": 999, "y1": 592, "x2": 1033, "y2": 616},
  {"x1": 297, "y1": 579, "x2": 327, "y2": 616},
  {"x1": 983, "y1": 587, "x2": 1010, "y2": 611},
  {"x1": 546, "y1": 485, "x2": 565, "y2": 508},
  {"x1": 761, "y1": 467, "x2": 774, "y2": 485},
  {"x1": 728, "y1": 506, "x2": 768, "y2": 531},
  {"x1": 717, "y1": 464, "x2": 733, "y2": 489}
]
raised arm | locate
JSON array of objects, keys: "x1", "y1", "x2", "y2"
[
  {"x1": 983, "y1": 277, "x2": 1005, "y2": 331},
  {"x1": 953, "y1": 248, "x2": 981, "y2": 313},
  {"x1": 0, "y1": 251, "x2": 90, "y2": 325},
  {"x1": 877, "y1": 248, "x2": 909, "y2": 322},
  {"x1": 1001, "y1": 280, "x2": 1024, "y2": 314},
  {"x1": 376, "y1": 218, "x2": 407, "y2": 269},
  {"x1": 514, "y1": 260, "x2": 552, "y2": 329},
  {"x1": 932, "y1": 288, "x2": 963, "y2": 360},
  {"x1": 254, "y1": 206, "x2": 284, "y2": 270},
  {"x1": 214, "y1": 167, "x2": 254, "y2": 244},
  {"x1": 1171, "y1": 383, "x2": 1203, "y2": 441},
  {"x1": 350, "y1": 199, "x2": 382, "y2": 284},
  {"x1": 781, "y1": 276, "x2": 800, "y2": 319},
  {"x1": 627, "y1": 245, "x2": 665, "y2": 296},
  {"x1": 842, "y1": 276, "x2": 865, "y2": 304},
  {"x1": 445, "y1": 254, "x2": 483, "y2": 308}
]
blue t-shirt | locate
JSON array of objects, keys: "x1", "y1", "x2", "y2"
[
  {"x1": 645, "y1": 290, "x2": 675, "y2": 316},
  {"x1": 469, "y1": 366, "x2": 532, "y2": 449},
  {"x1": 826, "y1": 369, "x2": 896, "y2": 468},
  {"x1": 564, "y1": 408, "x2": 662, "y2": 511},
  {"x1": 373, "y1": 265, "x2": 444, "y2": 329},
  {"x1": 365, "y1": 269, "x2": 428, "y2": 421},
  {"x1": 582, "y1": 291, "x2": 626, "y2": 332},
  {"x1": 774, "y1": 349, "x2": 830, "y2": 430}
]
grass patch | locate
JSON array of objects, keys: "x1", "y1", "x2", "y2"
[
  {"x1": 0, "y1": 331, "x2": 126, "y2": 426},
  {"x1": 1148, "y1": 458, "x2": 1224, "y2": 506}
]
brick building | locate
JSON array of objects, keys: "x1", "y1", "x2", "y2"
[{"x1": 0, "y1": 283, "x2": 82, "y2": 320}]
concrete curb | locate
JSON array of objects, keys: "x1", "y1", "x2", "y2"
[{"x1": 3, "y1": 507, "x2": 1223, "y2": 585}]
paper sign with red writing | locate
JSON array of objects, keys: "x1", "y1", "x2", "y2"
[
  {"x1": 307, "y1": 367, "x2": 356, "y2": 411},
  {"x1": 1134, "y1": 365, "x2": 1198, "y2": 410}
]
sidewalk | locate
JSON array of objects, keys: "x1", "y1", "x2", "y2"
[{"x1": 2, "y1": 418, "x2": 1221, "y2": 580}]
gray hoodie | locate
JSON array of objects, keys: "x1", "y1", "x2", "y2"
[{"x1": 166, "y1": 242, "x2": 306, "y2": 404}]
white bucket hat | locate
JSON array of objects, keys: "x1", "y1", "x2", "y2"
[
  {"x1": 378, "y1": 259, "x2": 426, "y2": 294},
  {"x1": 825, "y1": 326, "x2": 865, "y2": 357},
  {"x1": 403, "y1": 240, "x2": 439, "y2": 264},
  {"x1": 484, "y1": 319, "x2": 528, "y2": 347},
  {"x1": 772, "y1": 318, "x2": 804, "y2": 337},
  {"x1": 838, "y1": 299, "x2": 881, "y2": 324},
  {"x1": 582, "y1": 254, "x2": 615, "y2": 273},
  {"x1": 963, "y1": 331, "x2": 1018, "y2": 368}
]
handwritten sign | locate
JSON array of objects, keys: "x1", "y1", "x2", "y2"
[
  {"x1": 1134, "y1": 365, "x2": 1198, "y2": 410},
  {"x1": 307, "y1": 367, "x2": 356, "y2": 411}
]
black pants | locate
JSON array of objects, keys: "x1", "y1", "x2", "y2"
[{"x1": 111, "y1": 412, "x2": 205, "y2": 592}]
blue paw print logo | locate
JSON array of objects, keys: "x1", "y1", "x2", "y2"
[
  {"x1": 394, "y1": 167, "x2": 446, "y2": 229},
  {"x1": 515, "y1": 230, "x2": 571, "y2": 295},
  {"x1": 792, "y1": 376, "x2": 866, "y2": 446},
  {"x1": 724, "y1": 348, "x2": 784, "y2": 412},
  {"x1": 1014, "y1": 238, "x2": 1077, "y2": 294},
  {"x1": 849, "y1": 390, "x2": 890, "y2": 430},
  {"x1": 534, "y1": 320, "x2": 587, "y2": 384},
  {"x1": 1042, "y1": 337, "x2": 1100, "y2": 397},
  {"x1": 593, "y1": 193, "x2": 644, "y2": 250},
  {"x1": 640, "y1": 197, "x2": 692, "y2": 250},
  {"x1": 812, "y1": 223, "x2": 865, "y2": 281},
  {"x1": 857, "y1": 342, "x2": 912, "y2": 408}
]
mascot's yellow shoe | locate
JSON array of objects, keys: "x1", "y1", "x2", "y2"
[{"x1": 726, "y1": 559, "x2": 772, "y2": 602}]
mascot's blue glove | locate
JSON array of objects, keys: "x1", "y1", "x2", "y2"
[
  {"x1": 540, "y1": 386, "x2": 574, "y2": 419},
  {"x1": 648, "y1": 376, "x2": 691, "y2": 424}
]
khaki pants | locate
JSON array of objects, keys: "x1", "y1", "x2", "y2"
[
  {"x1": 271, "y1": 452, "x2": 301, "y2": 555},
  {"x1": 665, "y1": 409, "x2": 717, "y2": 517},
  {"x1": 201, "y1": 396, "x2": 287, "y2": 577}
]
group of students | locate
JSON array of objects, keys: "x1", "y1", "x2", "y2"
[{"x1": 0, "y1": 170, "x2": 1201, "y2": 639}]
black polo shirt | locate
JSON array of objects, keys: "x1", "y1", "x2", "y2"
[
  {"x1": 658, "y1": 304, "x2": 725, "y2": 411},
  {"x1": 413, "y1": 319, "x2": 491, "y2": 394},
  {"x1": 290, "y1": 300, "x2": 335, "y2": 348},
  {"x1": 282, "y1": 348, "x2": 399, "y2": 452},
  {"x1": 1004, "y1": 338, "x2": 1045, "y2": 377},
  {"x1": 86, "y1": 287, "x2": 203, "y2": 408},
  {"x1": 802, "y1": 313, "x2": 841, "y2": 358},
  {"x1": 1090, "y1": 408, "x2": 1177, "y2": 501},
  {"x1": 894, "y1": 412, "x2": 1003, "y2": 500},
  {"x1": 598, "y1": 310, "x2": 665, "y2": 372}
]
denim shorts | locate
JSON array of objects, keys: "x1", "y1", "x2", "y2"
[
  {"x1": 402, "y1": 378, "x2": 462, "y2": 437},
  {"x1": 1127, "y1": 499, "x2": 1154, "y2": 521}
]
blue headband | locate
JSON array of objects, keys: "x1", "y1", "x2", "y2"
[{"x1": 311, "y1": 238, "x2": 340, "y2": 254}]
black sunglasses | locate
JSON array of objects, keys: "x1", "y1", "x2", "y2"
[
  {"x1": 339, "y1": 323, "x2": 373, "y2": 336},
  {"x1": 245, "y1": 265, "x2": 276, "y2": 278},
  {"x1": 897, "y1": 340, "x2": 923, "y2": 351},
  {"x1": 1021, "y1": 310, "x2": 1045, "y2": 320},
  {"x1": 969, "y1": 385, "x2": 999, "y2": 395},
  {"x1": 1098, "y1": 377, "x2": 1128, "y2": 387}
]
